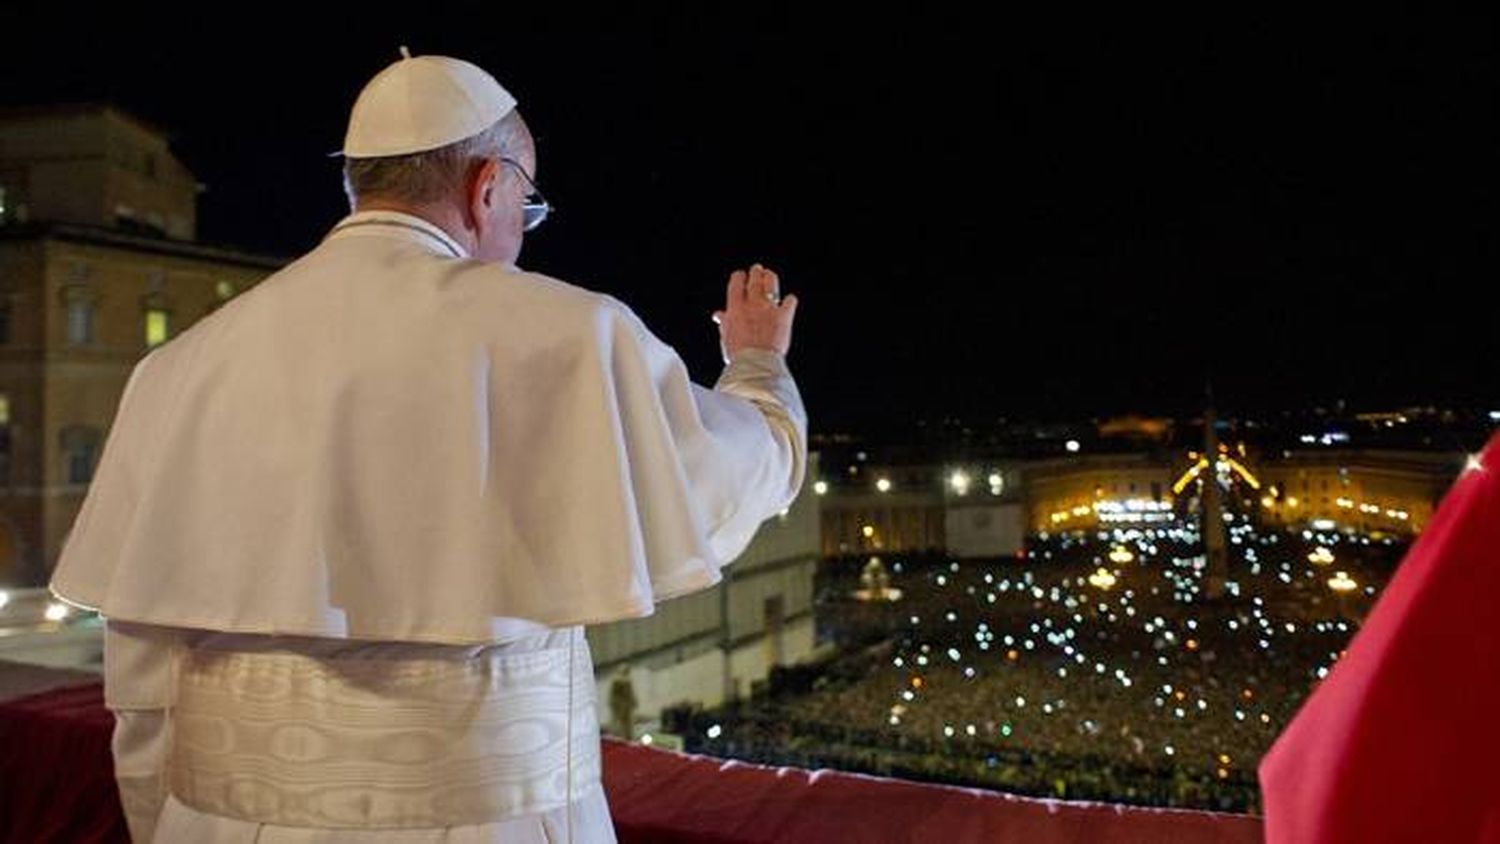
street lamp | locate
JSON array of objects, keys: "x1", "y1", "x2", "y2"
[
  {"x1": 949, "y1": 471, "x2": 970, "y2": 495},
  {"x1": 1327, "y1": 571, "x2": 1357, "y2": 592},
  {"x1": 1308, "y1": 547, "x2": 1336, "y2": 566}
]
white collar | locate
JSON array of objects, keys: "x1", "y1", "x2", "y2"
[{"x1": 325, "y1": 209, "x2": 470, "y2": 259}]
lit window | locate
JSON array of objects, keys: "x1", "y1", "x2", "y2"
[{"x1": 145, "y1": 309, "x2": 170, "y2": 347}]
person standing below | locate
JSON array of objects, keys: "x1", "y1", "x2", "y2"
[{"x1": 609, "y1": 665, "x2": 639, "y2": 739}]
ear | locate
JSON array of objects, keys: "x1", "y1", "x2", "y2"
[{"x1": 466, "y1": 156, "x2": 501, "y2": 233}]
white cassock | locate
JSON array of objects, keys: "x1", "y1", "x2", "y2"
[{"x1": 49, "y1": 210, "x2": 808, "y2": 843}]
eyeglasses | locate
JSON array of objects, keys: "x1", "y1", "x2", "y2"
[{"x1": 498, "y1": 156, "x2": 552, "y2": 232}]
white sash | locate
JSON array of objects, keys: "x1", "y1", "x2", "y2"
[{"x1": 165, "y1": 629, "x2": 598, "y2": 831}]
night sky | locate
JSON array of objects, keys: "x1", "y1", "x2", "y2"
[{"x1": 2, "y1": 11, "x2": 1492, "y2": 429}]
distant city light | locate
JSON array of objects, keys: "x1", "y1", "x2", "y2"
[
  {"x1": 1327, "y1": 571, "x2": 1358, "y2": 593},
  {"x1": 1088, "y1": 567, "x2": 1117, "y2": 590},
  {"x1": 814, "y1": 480, "x2": 829, "y2": 495},
  {"x1": 1307, "y1": 547, "x2": 1335, "y2": 565},
  {"x1": 876, "y1": 478, "x2": 892, "y2": 493},
  {"x1": 1066, "y1": 440, "x2": 1081, "y2": 453},
  {"x1": 949, "y1": 471, "x2": 971, "y2": 495},
  {"x1": 44, "y1": 602, "x2": 69, "y2": 622}
]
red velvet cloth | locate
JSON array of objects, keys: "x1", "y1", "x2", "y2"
[
  {"x1": 0, "y1": 682, "x2": 127, "y2": 843},
  {"x1": 601, "y1": 740, "x2": 1261, "y2": 844},
  {"x1": 1260, "y1": 433, "x2": 1500, "y2": 843},
  {"x1": 0, "y1": 677, "x2": 1262, "y2": 843}
]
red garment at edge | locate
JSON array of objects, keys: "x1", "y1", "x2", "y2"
[{"x1": 1260, "y1": 432, "x2": 1500, "y2": 843}]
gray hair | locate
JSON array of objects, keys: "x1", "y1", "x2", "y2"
[{"x1": 342, "y1": 111, "x2": 526, "y2": 206}]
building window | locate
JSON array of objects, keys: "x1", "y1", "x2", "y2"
[
  {"x1": 145, "y1": 308, "x2": 170, "y2": 347},
  {"x1": 0, "y1": 300, "x2": 11, "y2": 344},
  {"x1": 763, "y1": 594, "x2": 786, "y2": 666},
  {"x1": 66, "y1": 298, "x2": 96, "y2": 345},
  {"x1": 60, "y1": 425, "x2": 101, "y2": 485},
  {"x1": 68, "y1": 448, "x2": 94, "y2": 484},
  {"x1": 0, "y1": 185, "x2": 8, "y2": 224},
  {"x1": 0, "y1": 395, "x2": 10, "y2": 485},
  {"x1": 0, "y1": 427, "x2": 10, "y2": 486}
]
